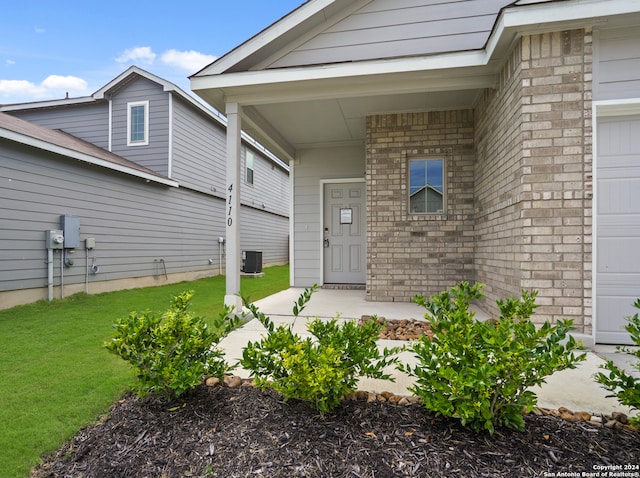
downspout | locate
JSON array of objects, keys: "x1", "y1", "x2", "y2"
[
  {"x1": 60, "y1": 249, "x2": 64, "y2": 299},
  {"x1": 45, "y1": 230, "x2": 63, "y2": 301},
  {"x1": 47, "y1": 248, "x2": 54, "y2": 301},
  {"x1": 219, "y1": 237, "x2": 226, "y2": 276},
  {"x1": 85, "y1": 246, "x2": 89, "y2": 294},
  {"x1": 108, "y1": 98, "x2": 113, "y2": 151},
  {"x1": 289, "y1": 160, "x2": 295, "y2": 287},
  {"x1": 168, "y1": 94, "x2": 173, "y2": 178}
]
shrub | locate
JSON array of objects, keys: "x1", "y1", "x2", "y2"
[
  {"x1": 595, "y1": 299, "x2": 640, "y2": 426},
  {"x1": 105, "y1": 291, "x2": 239, "y2": 398},
  {"x1": 400, "y1": 282, "x2": 585, "y2": 434},
  {"x1": 241, "y1": 285, "x2": 400, "y2": 414}
]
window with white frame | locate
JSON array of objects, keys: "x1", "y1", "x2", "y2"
[
  {"x1": 409, "y1": 157, "x2": 444, "y2": 213},
  {"x1": 127, "y1": 101, "x2": 149, "y2": 146},
  {"x1": 246, "y1": 150, "x2": 254, "y2": 185}
]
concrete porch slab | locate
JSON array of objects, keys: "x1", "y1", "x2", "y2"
[
  {"x1": 247, "y1": 287, "x2": 490, "y2": 321},
  {"x1": 219, "y1": 288, "x2": 636, "y2": 418}
]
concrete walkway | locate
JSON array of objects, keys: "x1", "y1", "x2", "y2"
[{"x1": 219, "y1": 288, "x2": 636, "y2": 418}]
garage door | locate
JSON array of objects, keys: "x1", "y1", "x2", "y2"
[{"x1": 596, "y1": 113, "x2": 640, "y2": 344}]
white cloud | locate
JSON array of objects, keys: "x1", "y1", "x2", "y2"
[
  {"x1": 41, "y1": 74, "x2": 88, "y2": 91},
  {"x1": 0, "y1": 75, "x2": 89, "y2": 101},
  {"x1": 160, "y1": 49, "x2": 216, "y2": 72},
  {"x1": 5, "y1": 59, "x2": 15, "y2": 66},
  {"x1": 0, "y1": 79, "x2": 45, "y2": 98},
  {"x1": 34, "y1": 27, "x2": 46, "y2": 34},
  {"x1": 116, "y1": 46, "x2": 156, "y2": 65}
]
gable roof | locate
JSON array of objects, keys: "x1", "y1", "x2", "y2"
[
  {"x1": 1, "y1": 66, "x2": 288, "y2": 171},
  {"x1": 196, "y1": 0, "x2": 512, "y2": 75},
  {"x1": 191, "y1": 0, "x2": 640, "y2": 161},
  {"x1": 0, "y1": 66, "x2": 221, "y2": 122},
  {"x1": 196, "y1": 0, "x2": 640, "y2": 77},
  {"x1": 0, "y1": 112, "x2": 179, "y2": 187}
]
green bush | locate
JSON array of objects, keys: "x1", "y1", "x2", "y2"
[
  {"x1": 241, "y1": 285, "x2": 400, "y2": 414},
  {"x1": 105, "y1": 291, "x2": 239, "y2": 398},
  {"x1": 595, "y1": 299, "x2": 640, "y2": 426},
  {"x1": 400, "y1": 282, "x2": 585, "y2": 434}
]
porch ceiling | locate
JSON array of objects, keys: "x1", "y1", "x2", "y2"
[
  {"x1": 191, "y1": 61, "x2": 497, "y2": 162},
  {"x1": 244, "y1": 88, "x2": 483, "y2": 153}
]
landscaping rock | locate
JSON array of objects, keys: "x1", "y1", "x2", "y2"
[
  {"x1": 612, "y1": 411, "x2": 629, "y2": 424},
  {"x1": 359, "y1": 316, "x2": 433, "y2": 341},
  {"x1": 224, "y1": 375, "x2": 243, "y2": 388}
]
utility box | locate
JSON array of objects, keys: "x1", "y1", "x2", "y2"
[
  {"x1": 242, "y1": 251, "x2": 263, "y2": 273},
  {"x1": 60, "y1": 215, "x2": 80, "y2": 249},
  {"x1": 46, "y1": 230, "x2": 65, "y2": 250}
]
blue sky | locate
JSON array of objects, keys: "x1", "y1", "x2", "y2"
[
  {"x1": 0, "y1": 1, "x2": 306, "y2": 104},
  {"x1": 410, "y1": 159, "x2": 443, "y2": 194}
]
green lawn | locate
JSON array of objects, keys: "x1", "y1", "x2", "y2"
[{"x1": 0, "y1": 265, "x2": 289, "y2": 478}]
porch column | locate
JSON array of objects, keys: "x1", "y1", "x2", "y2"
[{"x1": 225, "y1": 102, "x2": 243, "y2": 312}]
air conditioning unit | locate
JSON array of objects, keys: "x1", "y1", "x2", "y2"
[{"x1": 242, "y1": 251, "x2": 263, "y2": 273}]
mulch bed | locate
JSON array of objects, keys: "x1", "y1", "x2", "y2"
[{"x1": 31, "y1": 383, "x2": 639, "y2": 478}]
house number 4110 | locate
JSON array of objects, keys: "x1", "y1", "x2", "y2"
[{"x1": 227, "y1": 183, "x2": 233, "y2": 227}]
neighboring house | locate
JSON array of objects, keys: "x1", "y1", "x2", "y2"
[
  {"x1": 0, "y1": 66, "x2": 289, "y2": 309},
  {"x1": 191, "y1": 0, "x2": 640, "y2": 345},
  {"x1": 410, "y1": 185, "x2": 444, "y2": 215}
]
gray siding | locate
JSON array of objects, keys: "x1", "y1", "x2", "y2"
[
  {"x1": 171, "y1": 96, "x2": 289, "y2": 217},
  {"x1": 292, "y1": 146, "x2": 364, "y2": 286},
  {"x1": 594, "y1": 27, "x2": 640, "y2": 100},
  {"x1": 7, "y1": 102, "x2": 109, "y2": 150},
  {"x1": 171, "y1": 96, "x2": 227, "y2": 194},
  {"x1": 240, "y1": 207, "x2": 289, "y2": 266},
  {"x1": 0, "y1": 139, "x2": 288, "y2": 295},
  {"x1": 110, "y1": 76, "x2": 170, "y2": 176},
  {"x1": 241, "y1": 146, "x2": 290, "y2": 218},
  {"x1": 269, "y1": 0, "x2": 511, "y2": 68},
  {"x1": 0, "y1": 71, "x2": 290, "y2": 302},
  {"x1": 0, "y1": 139, "x2": 223, "y2": 292}
]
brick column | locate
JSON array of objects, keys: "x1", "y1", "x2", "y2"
[{"x1": 519, "y1": 29, "x2": 593, "y2": 331}]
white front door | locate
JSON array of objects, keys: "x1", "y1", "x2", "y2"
[
  {"x1": 323, "y1": 182, "x2": 366, "y2": 284},
  {"x1": 596, "y1": 113, "x2": 640, "y2": 344}
]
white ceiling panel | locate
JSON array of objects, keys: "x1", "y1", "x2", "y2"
[{"x1": 248, "y1": 89, "x2": 482, "y2": 150}]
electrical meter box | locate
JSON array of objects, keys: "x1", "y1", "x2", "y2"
[
  {"x1": 46, "y1": 230, "x2": 65, "y2": 250},
  {"x1": 60, "y1": 215, "x2": 80, "y2": 249}
]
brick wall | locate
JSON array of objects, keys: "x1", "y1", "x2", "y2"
[
  {"x1": 365, "y1": 29, "x2": 593, "y2": 333},
  {"x1": 518, "y1": 29, "x2": 593, "y2": 332},
  {"x1": 475, "y1": 29, "x2": 593, "y2": 330},
  {"x1": 366, "y1": 111, "x2": 475, "y2": 302},
  {"x1": 474, "y1": 39, "x2": 526, "y2": 309}
]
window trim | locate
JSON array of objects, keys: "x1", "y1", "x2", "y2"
[
  {"x1": 127, "y1": 101, "x2": 149, "y2": 146},
  {"x1": 408, "y1": 156, "x2": 446, "y2": 215}
]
